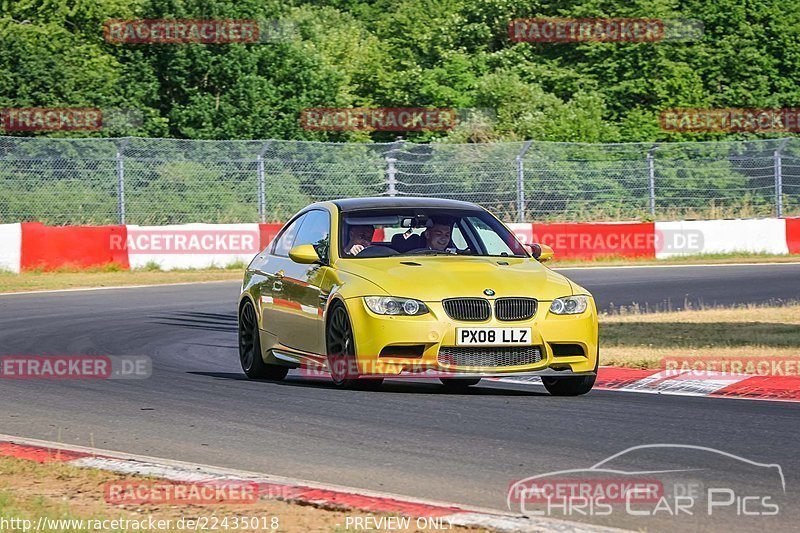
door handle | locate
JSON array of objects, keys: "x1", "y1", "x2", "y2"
[{"x1": 272, "y1": 280, "x2": 283, "y2": 292}]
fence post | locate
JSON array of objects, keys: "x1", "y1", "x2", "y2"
[
  {"x1": 115, "y1": 138, "x2": 130, "y2": 225},
  {"x1": 774, "y1": 138, "x2": 789, "y2": 218},
  {"x1": 386, "y1": 157, "x2": 397, "y2": 197},
  {"x1": 385, "y1": 138, "x2": 404, "y2": 197},
  {"x1": 647, "y1": 145, "x2": 658, "y2": 217},
  {"x1": 516, "y1": 140, "x2": 533, "y2": 223},
  {"x1": 257, "y1": 141, "x2": 273, "y2": 223}
]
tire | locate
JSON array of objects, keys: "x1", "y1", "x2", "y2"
[
  {"x1": 326, "y1": 302, "x2": 383, "y2": 389},
  {"x1": 238, "y1": 300, "x2": 288, "y2": 380},
  {"x1": 541, "y1": 374, "x2": 595, "y2": 396},
  {"x1": 440, "y1": 377, "x2": 481, "y2": 390},
  {"x1": 542, "y1": 345, "x2": 598, "y2": 396}
]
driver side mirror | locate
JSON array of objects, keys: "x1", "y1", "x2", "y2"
[
  {"x1": 289, "y1": 244, "x2": 321, "y2": 264},
  {"x1": 526, "y1": 243, "x2": 554, "y2": 262}
]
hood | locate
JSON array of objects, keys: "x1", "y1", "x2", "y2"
[{"x1": 336, "y1": 256, "x2": 575, "y2": 302}]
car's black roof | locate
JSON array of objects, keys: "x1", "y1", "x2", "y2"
[{"x1": 330, "y1": 197, "x2": 483, "y2": 212}]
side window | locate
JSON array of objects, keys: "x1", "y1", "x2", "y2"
[
  {"x1": 292, "y1": 210, "x2": 330, "y2": 262},
  {"x1": 272, "y1": 214, "x2": 306, "y2": 257},
  {"x1": 451, "y1": 225, "x2": 467, "y2": 249},
  {"x1": 467, "y1": 216, "x2": 517, "y2": 256}
]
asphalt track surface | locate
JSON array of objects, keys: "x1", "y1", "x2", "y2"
[{"x1": 1, "y1": 263, "x2": 798, "y2": 531}]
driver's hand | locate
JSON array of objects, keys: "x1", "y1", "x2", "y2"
[{"x1": 349, "y1": 244, "x2": 365, "y2": 255}]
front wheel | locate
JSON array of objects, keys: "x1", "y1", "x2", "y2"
[
  {"x1": 326, "y1": 303, "x2": 383, "y2": 389},
  {"x1": 239, "y1": 300, "x2": 288, "y2": 380},
  {"x1": 543, "y1": 340, "x2": 599, "y2": 396},
  {"x1": 541, "y1": 374, "x2": 595, "y2": 396}
]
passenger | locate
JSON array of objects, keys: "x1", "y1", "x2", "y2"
[
  {"x1": 424, "y1": 216, "x2": 454, "y2": 251},
  {"x1": 344, "y1": 224, "x2": 375, "y2": 256}
]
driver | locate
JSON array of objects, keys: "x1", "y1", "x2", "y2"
[
  {"x1": 344, "y1": 224, "x2": 375, "y2": 256},
  {"x1": 424, "y1": 216, "x2": 454, "y2": 251}
]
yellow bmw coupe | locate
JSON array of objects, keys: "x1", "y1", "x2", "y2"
[{"x1": 238, "y1": 197, "x2": 598, "y2": 395}]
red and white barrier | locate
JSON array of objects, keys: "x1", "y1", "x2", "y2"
[
  {"x1": 0, "y1": 218, "x2": 798, "y2": 272},
  {"x1": 124, "y1": 223, "x2": 261, "y2": 270},
  {"x1": 0, "y1": 223, "x2": 21, "y2": 273},
  {"x1": 654, "y1": 218, "x2": 789, "y2": 259},
  {"x1": 496, "y1": 366, "x2": 800, "y2": 402},
  {"x1": 19, "y1": 222, "x2": 130, "y2": 271}
]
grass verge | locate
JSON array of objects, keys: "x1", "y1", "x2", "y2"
[
  {"x1": 0, "y1": 456, "x2": 481, "y2": 533},
  {"x1": 0, "y1": 267, "x2": 243, "y2": 293},
  {"x1": 600, "y1": 303, "x2": 800, "y2": 369}
]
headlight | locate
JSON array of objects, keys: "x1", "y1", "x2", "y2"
[
  {"x1": 549, "y1": 295, "x2": 589, "y2": 315},
  {"x1": 364, "y1": 296, "x2": 429, "y2": 316}
]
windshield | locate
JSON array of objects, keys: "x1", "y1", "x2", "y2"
[{"x1": 338, "y1": 208, "x2": 528, "y2": 259}]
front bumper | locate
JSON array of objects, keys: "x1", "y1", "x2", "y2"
[{"x1": 344, "y1": 297, "x2": 599, "y2": 377}]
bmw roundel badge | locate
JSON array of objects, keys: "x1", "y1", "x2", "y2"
[{"x1": 484, "y1": 289, "x2": 495, "y2": 296}]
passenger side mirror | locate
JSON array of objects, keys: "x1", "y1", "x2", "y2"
[
  {"x1": 289, "y1": 244, "x2": 321, "y2": 264},
  {"x1": 526, "y1": 243, "x2": 554, "y2": 262}
]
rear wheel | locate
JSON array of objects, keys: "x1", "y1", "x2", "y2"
[
  {"x1": 239, "y1": 300, "x2": 288, "y2": 380},
  {"x1": 440, "y1": 378, "x2": 481, "y2": 390},
  {"x1": 326, "y1": 303, "x2": 383, "y2": 389}
]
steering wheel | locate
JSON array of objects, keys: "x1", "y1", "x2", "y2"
[{"x1": 355, "y1": 245, "x2": 399, "y2": 257}]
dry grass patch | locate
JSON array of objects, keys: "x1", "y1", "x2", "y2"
[
  {"x1": 600, "y1": 303, "x2": 800, "y2": 369},
  {"x1": 0, "y1": 457, "x2": 482, "y2": 532}
]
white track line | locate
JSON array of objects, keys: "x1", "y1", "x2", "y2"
[
  {"x1": 0, "y1": 433, "x2": 627, "y2": 533},
  {"x1": 555, "y1": 261, "x2": 800, "y2": 271}
]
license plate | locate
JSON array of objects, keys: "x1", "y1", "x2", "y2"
[{"x1": 456, "y1": 328, "x2": 531, "y2": 346}]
